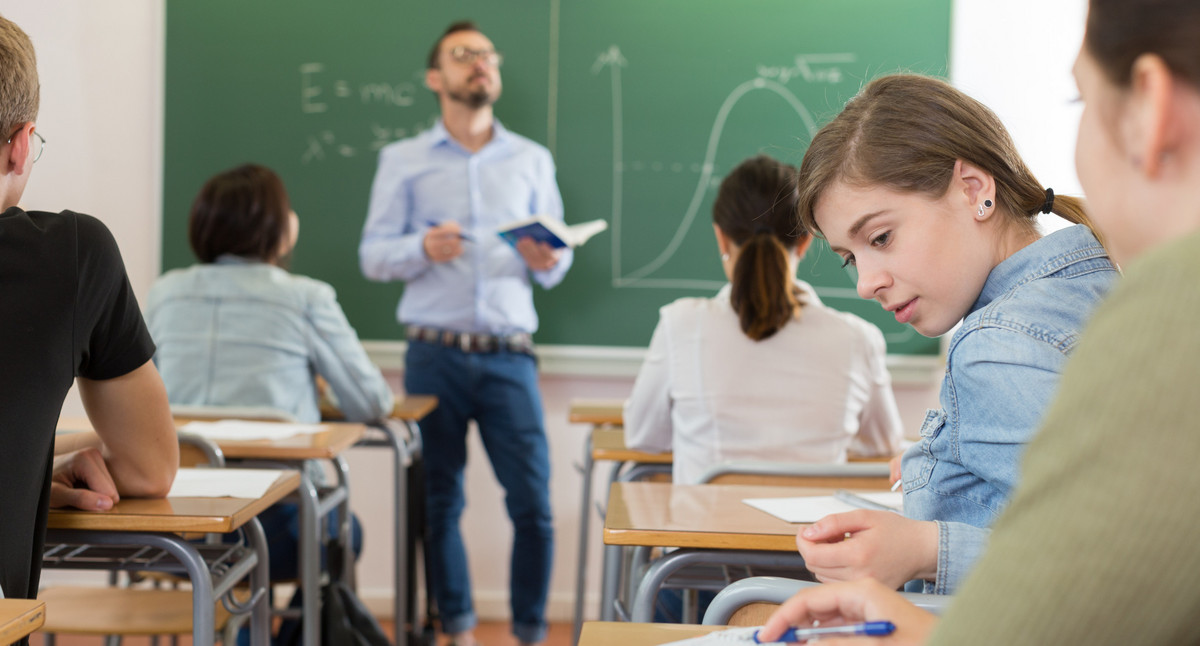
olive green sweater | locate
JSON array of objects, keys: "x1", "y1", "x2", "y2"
[{"x1": 930, "y1": 229, "x2": 1200, "y2": 644}]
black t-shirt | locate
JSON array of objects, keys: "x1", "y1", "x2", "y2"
[{"x1": 0, "y1": 207, "x2": 154, "y2": 600}]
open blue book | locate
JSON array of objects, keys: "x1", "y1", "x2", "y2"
[{"x1": 497, "y1": 215, "x2": 608, "y2": 249}]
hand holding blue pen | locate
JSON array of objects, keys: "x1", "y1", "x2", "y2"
[
  {"x1": 425, "y1": 220, "x2": 474, "y2": 242},
  {"x1": 754, "y1": 621, "x2": 895, "y2": 643}
]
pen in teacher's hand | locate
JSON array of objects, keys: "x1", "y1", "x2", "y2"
[
  {"x1": 424, "y1": 220, "x2": 475, "y2": 242},
  {"x1": 754, "y1": 621, "x2": 895, "y2": 643}
]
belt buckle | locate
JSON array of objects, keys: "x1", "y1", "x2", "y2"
[{"x1": 459, "y1": 332, "x2": 472, "y2": 353}]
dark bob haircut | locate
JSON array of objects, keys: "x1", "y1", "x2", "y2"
[{"x1": 188, "y1": 164, "x2": 291, "y2": 264}]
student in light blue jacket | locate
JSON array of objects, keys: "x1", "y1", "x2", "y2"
[
  {"x1": 791, "y1": 74, "x2": 1117, "y2": 595},
  {"x1": 145, "y1": 164, "x2": 392, "y2": 642},
  {"x1": 146, "y1": 164, "x2": 393, "y2": 425}
]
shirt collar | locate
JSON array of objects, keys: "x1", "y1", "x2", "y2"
[
  {"x1": 214, "y1": 254, "x2": 262, "y2": 266},
  {"x1": 971, "y1": 224, "x2": 1105, "y2": 313},
  {"x1": 428, "y1": 118, "x2": 512, "y2": 152}
]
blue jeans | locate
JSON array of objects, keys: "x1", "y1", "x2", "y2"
[{"x1": 405, "y1": 341, "x2": 553, "y2": 644}]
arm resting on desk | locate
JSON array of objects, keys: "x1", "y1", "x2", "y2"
[{"x1": 78, "y1": 360, "x2": 178, "y2": 498}]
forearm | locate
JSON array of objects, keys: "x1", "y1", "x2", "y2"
[
  {"x1": 359, "y1": 230, "x2": 431, "y2": 282},
  {"x1": 78, "y1": 361, "x2": 178, "y2": 498}
]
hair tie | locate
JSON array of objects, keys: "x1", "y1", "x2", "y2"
[{"x1": 1040, "y1": 188, "x2": 1055, "y2": 214}]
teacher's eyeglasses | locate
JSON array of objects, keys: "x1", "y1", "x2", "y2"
[
  {"x1": 448, "y1": 46, "x2": 503, "y2": 68},
  {"x1": 5, "y1": 128, "x2": 46, "y2": 164}
]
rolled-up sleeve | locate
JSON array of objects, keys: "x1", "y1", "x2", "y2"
[{"x1": 360, "y1": 148, "x2": 431, "y2": 283}]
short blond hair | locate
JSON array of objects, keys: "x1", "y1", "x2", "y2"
[{"x1": 0, "y1": 14, "x2": 38, "y2": 135}]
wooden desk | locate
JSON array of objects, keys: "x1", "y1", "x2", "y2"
[
  {"x1": 604, "y1": 482, "x2": 848, "y2": 623},
  {"x1": 44, "y1": 469, "x2": 299, "y2": 646},
  {"x1": 178, "y1": 421, "x2": 367, "y2": 461},
  {"x1": 579, "y1": 621, "x2": 721, "y2": 646},
  {"x1": 568, "y1": 399, "x2": 626, "y2": 426},
  {"x1": 604, "y1": 482, "x2": 816, "y2": 551},
  {"x1": 0, "y1": 599, "x2": 45, "y2": 645},
  {"x1": 570, "y1": 398, "x2": 673, "y2": 636},
  {"x1": 182, "y1": 422, "x2": 361, "y2": 646},
  {"x1": 47, "y1": 477, "x2": 296, "y2": 535},
  {"x1": 61, "y1": 407, "x2": 432, "y2": 646},
  {"x1": 319, "y1": 394, "x2": 437, "y2": 423},
  {"x1": 592, "y1": 429, "x2": 672, "y2": 464}
]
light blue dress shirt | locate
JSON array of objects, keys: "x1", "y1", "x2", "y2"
[
  {"x1": 900, "y1": 224, "x2": 1117, "y2": 594},
  {"x1": 359, "y1": 120, "x2": 571, "y2": 335},
  {"x1": 144, "y1": 256, "x2": 394, "y2": 425}
]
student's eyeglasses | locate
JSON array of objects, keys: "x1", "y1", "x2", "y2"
[
  {"x1": 448, "y1": 46, "x2": 503, "y2": 68},
  {"x1": 5, "y1": 128, "x2": 46, "y2": 164}
]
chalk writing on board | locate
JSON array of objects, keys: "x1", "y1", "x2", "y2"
[
  {"x1": 596, "y1": 45, "x2": 831, "y2": 288},
  {"x1": 592, "y1": 46, "x2": 917, "y2": 344},
  {"x1": 299, "y1": 117, "x2": 438, "y2": 164},
  {"x1": 757, "y1": 54, "x2": 856, "y2": 85},
  {"x1": 299, "y1": 63, "x2": 419, "y2": 112},
  {"x1": 298, "y1": 63, "x2": 438, "y2": 163}
]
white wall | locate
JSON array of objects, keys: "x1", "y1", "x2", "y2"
[{"x1": 3, "y1": 0, "x2": 1087, "y2": 623}]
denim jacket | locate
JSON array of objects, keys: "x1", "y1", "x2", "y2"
[
  {"x1": 900, "y1": 225, "x2": 1117, "y2": 594},
  {"x1": 144, "y1": 256, "x2": 393, "y2": 424}
]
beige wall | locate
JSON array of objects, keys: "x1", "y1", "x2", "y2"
[{"x1": 4, "y1": 0, "x2": 1087, "y2": 621}]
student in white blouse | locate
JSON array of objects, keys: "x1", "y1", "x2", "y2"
[{"x1": 625, "y1": 155, "x2": 904, "y2": 485}]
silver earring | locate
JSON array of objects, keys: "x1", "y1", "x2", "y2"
[
  {"x1": 977, "y1": 199, "x2": 993, "y2": 218},
  {"x1": 721, "y1": 253, "x2": 730, "y2": 262}
]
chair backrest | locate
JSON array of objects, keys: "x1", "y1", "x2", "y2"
[
  {"x1": 704, "y1": 576, "x2": 953, "y2": 626},
  {"x1": 698, "y1": 460, "x2": 892, "y2": 489},
  {"x1": 176, "y1": 432, "x2": 225, "y2": 468}
]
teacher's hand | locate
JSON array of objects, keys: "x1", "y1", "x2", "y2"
[
  {"x1": 516, "y1": 237, "x2": 563, "y2": 272},
  {"x1": 424, "y1": 222, "x2": 465, "y2": 263}
]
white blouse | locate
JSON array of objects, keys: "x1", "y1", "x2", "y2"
[{"x1": 624, "y1": 281, "x2": 903, "y2": 485}]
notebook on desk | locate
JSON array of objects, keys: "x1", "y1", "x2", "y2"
[{"x1": 743, "y1": 491, "x2": 903, "y2": 523}]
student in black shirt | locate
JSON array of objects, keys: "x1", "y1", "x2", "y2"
[{"x1": 0, "y1": 13, "x2": 177, "y2": 606}]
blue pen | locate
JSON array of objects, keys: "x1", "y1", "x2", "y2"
[
  {"x1": 424, "y1": 220, "x2": 474, "y2": 242},
  {"x1": 753, "y1": 621, "x2": 895, "y2": 643}
]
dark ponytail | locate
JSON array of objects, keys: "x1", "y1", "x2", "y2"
[{"x1": 714, "y1": 155, "x2": 809, "y2": 341}]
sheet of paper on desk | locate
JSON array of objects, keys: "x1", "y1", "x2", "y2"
[
  {"x1": 658, "y1": 627, "x2": 762, "y2": 645},
  {"x1": 178, "y1": 420, "x2": 326, "y2": 441},
  {"x1": 743, "y1": 492, "x2": 903, "y2": 523},
  {"x1": 167, "y1": 468, "x2": 289, "y2": 498}
]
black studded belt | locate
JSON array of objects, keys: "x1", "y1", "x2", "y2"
[{"x1": 406, "y1": 325, "x2": 535, "y2": 355}]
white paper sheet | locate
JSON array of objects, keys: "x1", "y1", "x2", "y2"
[
  {"x1": 167, "y1": 468, "x2": 290, "y2": 498},
  {"x1": 743, "y1": 492, "x2": 903, "y2": 523},
  {"x1": 178, "y1": 420, "x2": 327, "y2": 441}
]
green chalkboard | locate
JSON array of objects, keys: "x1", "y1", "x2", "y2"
[{"x1": 164, "y1": 0, "x2": 950, "y2": 355}]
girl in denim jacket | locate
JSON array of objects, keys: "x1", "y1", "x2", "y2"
[{"x1": 790, "y1": 74, "x2": 1118, "y2": 594}]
